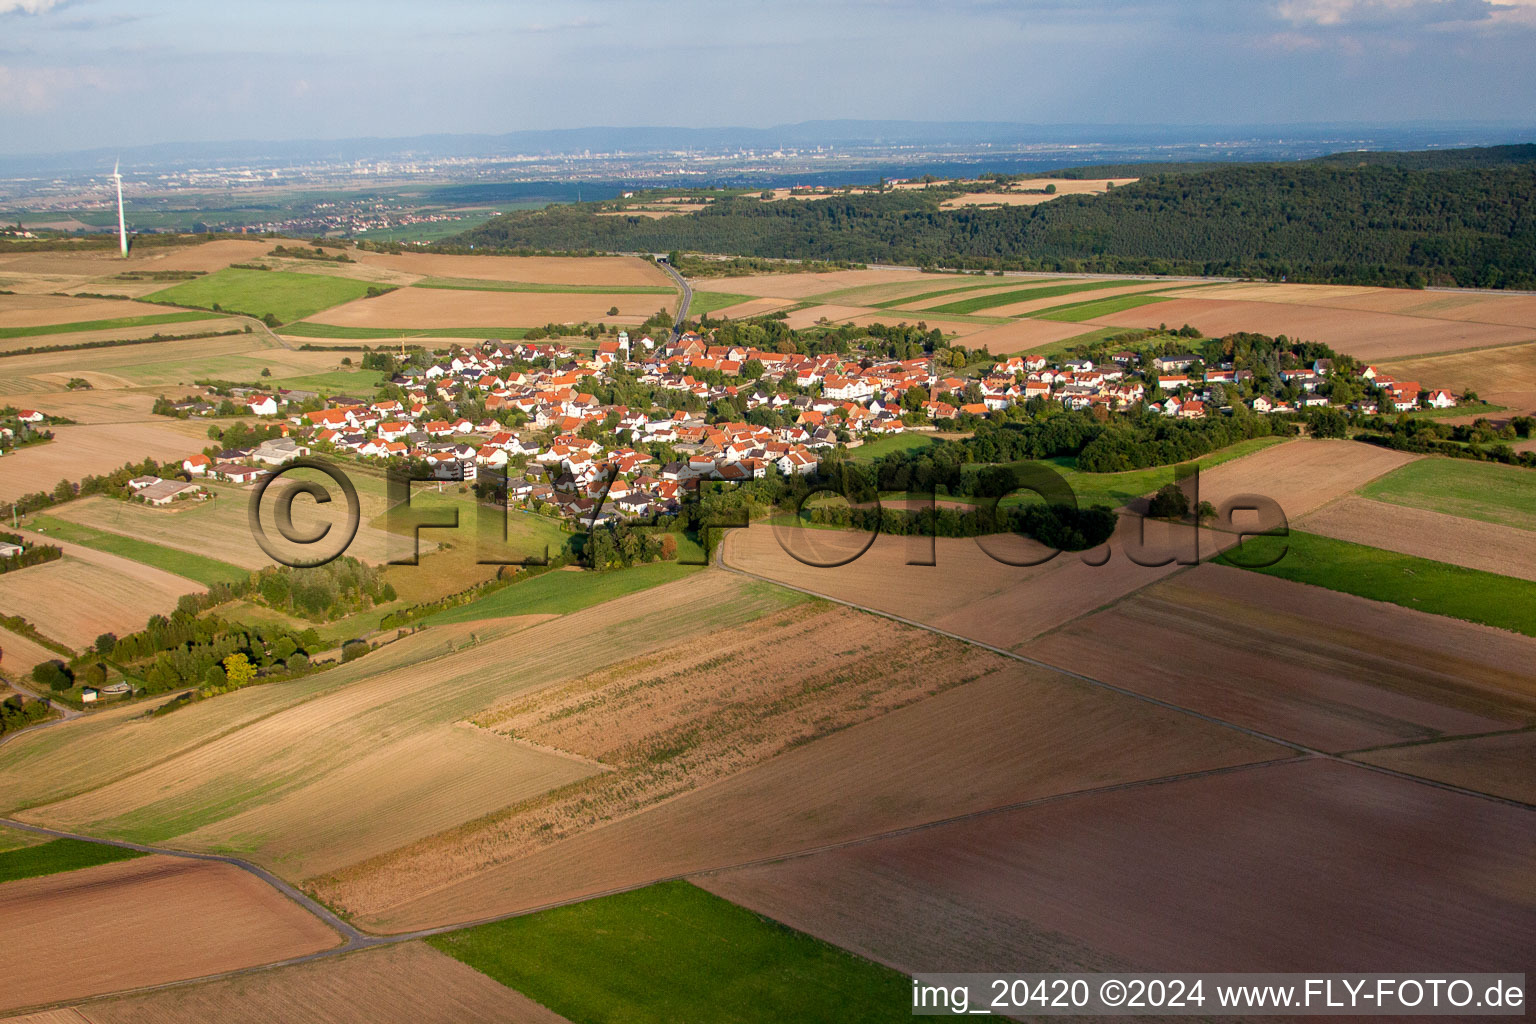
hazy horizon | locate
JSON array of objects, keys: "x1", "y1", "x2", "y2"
[{"x1": 4, "y1": 0, "x2": 1536, "y2": 155}]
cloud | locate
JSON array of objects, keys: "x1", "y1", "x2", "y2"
[
  {"x1": 0, "y1": 62, "x2": 108, "y2": 110},
  {"x1": 1275, "y1": 0, "x2": 1495, "y2": 25},
  {"x1": 0, "y1": 0, "x2": 64, "y2": 13}
]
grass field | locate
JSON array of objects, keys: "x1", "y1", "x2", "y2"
[
  {"x1": 29, "y1": 514, "x2": 249, "y2": 587},
  {"x1": 0, "y1": 311, "x2": 222, "y2": 340},
  {"x1": 425, "y1": 881, "x2": 909, "y2": 1024},
  {"x1": 415, "y1": 277, "x2": 675, "y2": 295},
  {"x1": 1032, "y1": 292, "x2": 1174, "y2": 322},
  {"x1": 146, "y1": 268, "x2": 377, "y2": 324},
  {"x1": 268, "y1": 368, "x2": 386, "y2": 393},
  {"x1": 689, "y1": 291, "x2": 755, "y2": 316},
  {"x1": 426, "y1": 561, "x2": 702, "y2": 625},
  {"x1": 1216, "y1": 529, "x2": 1536, "y2": 637},
  {"x1": 848, "y1": 432, "x2": 938, "y2": 460},
  {"x1": 1358, "y1": 458, "x2": 1536, "y2": 532},
  {"x1": 281, "y1": 322, "x2": 531, "y2": 340},
  {"x1": 0, "y1": 836, "x2": 145, "y2": 883},
  {"x1": 928, "y1": 278, "x2": 1145, "y2": 315}
]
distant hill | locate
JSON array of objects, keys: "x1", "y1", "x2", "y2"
[{"x1": 448, "y1": 146, "x2": 1536, "y2": 289}]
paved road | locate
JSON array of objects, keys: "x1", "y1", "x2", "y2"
[{"x1": 655, "y1": 258, "x2": 692, "y2": 342}]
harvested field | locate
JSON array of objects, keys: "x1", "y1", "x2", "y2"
[
  {"x1": 696, "y1": 267, "x2": 940, "y2": 300},
  {"x1": 958, "y1": 318, "x2": 1091, "y2": 354},
  {"x1": 0, "y1": 318, "x2": 248, "y2": 356},
  {"x1": 779, "y1": 303, "x2": 886, "y2": 329},
  {"x1": 1299, "y1": 496, "x2": 1536, "y2": 581},
  {"x1": 343, "y1": 655, "x2": 1286, "y2": 931},
  {"x1": 0, "y1": 942, "x2": 566, "y2": 1024},
  {"x1": 6, "y1": 575, "x2": 800, "y2": 882},
  {"x1": 939, "y1": 178, "x2": 1139, "y2": 208},
  {"x1": 698, "y1": 758, "x2": 1536, "y2": 974},
  {"x1": 0, "y1": 626, "x2": 60, "y2": 677},
  {"x1": 1185, "y1": 281, "x2": 1536, "y2": 330},
  {"x1": 1355, "y1": 731, "x2": 1536, "y2": 804},
  {"x1": 51, "y1": 474, "x2": 410, "y2": 570},
  {"x1": 0, "y1": 294, "x2": 182, "y2": 329},
  {"x1": 344, "y1": 251, "x2": 671, "y2": 288},
  {"x1": 0, "y1": 855, "x2": 341, "y2": 1013},
  {"x1": 707, "y1": 296, "x2": 800, "y2": 319},
  {"x1": 1024, "y1": 564, "x2": 1536, "y2": 752},
  {"x1": 0, "y1": 545, "x2": 200, "y2": 650},
  {"x1": 308, "y1": 285, "x2": 665, "y2": 329},
  {"x1": 1378, "y1": 340, "x2": 1536, "y2": 399},
  {"x1": 0, "y1": 423, "x2": 218, "y2": 503},
  {"x1": 0, "y1": 331, "x2": 277, "y2": 383},
  {"x1": 1083, "y1": 298, "x2": 1534, "y2": 360},
  {"x1": 1193, "y1": 436, "x2": 1417, "y2": 521}
]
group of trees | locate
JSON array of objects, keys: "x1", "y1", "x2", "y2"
[
  {"x1": 584, "y1": 520, "x2": 681, "y2": 570},
  {"x1": 0, "y1": 695, "x2": 50, "y2": 737},
  {"x1": 451, "y1": 153, "x2": 1536, "y2": 289},
  {"x1": 250, "y1": 558, "x2": 396, "y2": 621},
  {"x1": 0, "y1": 531, "x2": 61, "y2": 574},
  {"x1": 801, "y1": 499, "x2": 1117, "y2": 551}
]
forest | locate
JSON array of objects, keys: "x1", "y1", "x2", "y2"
[{"x1": 450, "y1": 149, "x2": 1536, "y2": 289}]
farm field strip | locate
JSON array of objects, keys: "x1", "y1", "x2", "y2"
[
  {"x1": 281, "y1": 322, "x2": 531, "y2": 340},
  {"x1": 344, "y1": 637, "x2": 1287, "y2": 930},
  {"x1": 1356, "y1": 457, "x2": 1536, "y2": 532},
  {"x1": 0, "y1": 311, "x2": 222, "y2": 340},
  {"x1": 1030, "y1": 292, "x2": 1174, "y2": 321},
  {"x1": 1298, "y1": 496, "x2": 1536, "y2": 581},
  {"x1": 145, "y1": 268, "x2": 378, "y2": 324},
  {"x1": 1023, "y1": 564, "x2": 1536, "y2": 753},
  {"x1": 0, "y1": 855, "x2": 343, "y2": 1013},
  {"x1": 925, "y1": 278, "x2": 1147, "y2": 314},
  {"x1": 27, "y1": 514, "x2": 250, "y2": 588},
  {"x1": 305, "y1": 286, "x2": 668, "y2": 330},
  {"x1": 865, "y1": 277, "x2": 1069, "y2": 309},
  {"x1": 1215, "y1": 529, "x2": 1536, "y2": 638},
  {"x1": 697, "y1": 758, "x2": 1536, "y2": 976},
  {"x1": 412, "y1": 276, "x2": 675, "y2": 294},
  {"x1": 0, "y1": 941, "x2": 562, "y2": 1024}
]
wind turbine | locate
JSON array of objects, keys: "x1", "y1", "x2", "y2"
[{"x1": 112, "y1": 159, "x2": 128, "y2": 258}]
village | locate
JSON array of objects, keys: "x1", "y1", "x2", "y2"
[{"x1": 97, "y1": 325, "x2": 1465, "y2": 526}]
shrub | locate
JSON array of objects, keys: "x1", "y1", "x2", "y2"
[
  {"x1": 31, "y1": 659, "x2": 73, "y2": 692},
  {"x1": 1148, "y1": 483, "x2": 1190, "y2": 520}
]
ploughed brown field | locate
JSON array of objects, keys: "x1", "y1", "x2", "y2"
[
  {"x1": 1356, "y1": 731, "x2": 1536, "y2": 806},
  {"x1": 697, "y1": 758, "x2": 1536, "y2": 974},
  {"x1": 1377, "y1": 340, "x2": 1536, "y2": 418},
  {"x1": 722, "y1": 440, "x2": 1414, "y2": 653},
  {"x1": 1299, "y1": 495, "x2": 1536, "y2": 581},
  {"x1": 1183, "y1": 281, "x2": 1536, "y2": 330},
  {"x1": 0, "y1": 855, "x2": 342, "y2": 1013},
  {"x1": 1023, "y1": 564, "x2": 1536, "y2": 753},
  {"x1": 340, "y1": 632, "x2": 1286, "y2": 931},
  {"x1": 306, "y1": 285, "x2": 668, "y2": 329},
  {"x1": 0, "y1": 942, "x2": 568, "y2": 1024},
  {"x1": 956, "y1": 318, "x2": 1088, "y2": 354},
  {"x1": 1085, "y1": 295, "x2": 1534, "y2": 360}
]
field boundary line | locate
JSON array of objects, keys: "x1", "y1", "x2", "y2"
[
  {"x1": 712, "y1": 550, "x2": 1536, "y2": 812},
  {"x1": 1335, "y1": 723, "x2": 1536, "y2": 757}
]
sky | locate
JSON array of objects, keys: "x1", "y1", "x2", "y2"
[{"x1": 2, "y1": 0, "x2": 1535, "y2": 154}]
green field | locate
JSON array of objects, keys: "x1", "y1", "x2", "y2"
[
  {"x1": 849, "y1": 432, "x2": 939, "y2": 460},
  {"x1": 1217, "y1": 529, "x2": 1536, "y2": 637},
  {"x1": 270, "y1": 368, "x2": 386, "y2": 393},
  {"x1": 868, "y1": 278, "x2": 1066, "y2": 309},
  {"x1": 927, "y1": 278, "x2": 1146, "y2": 315},
  {"x1": 0, "y1": 311, "x2": 222, "y2": 340},
  {"x1": 689, "y1": 291, "x2": 754, "y2": 316},
  {"x1": 1358, "y1": 458, "x2": 1536, "y2": 532},
  {"x1": 146, "y1": 268, "x2": 377, "y2": 324},
  {"x1": 1031, "y1": 293, "x2": 1173, "y2": 322},
  {"x1": 28, "y1": 515, "x2": 248, "y2": 587},
  {"x1": 282, "y1": 322, "x2": 531, "y2": 340},
  {"x1": 414, "y1": 277, "x2": 675, "y2": 295},
  {"x1": 0, "y1": 836, "x2": 145, "y2": 883},
  {"x1": 426, "y1": 561, "x2": 702, "y2": 625},
  {"x1": 426, "y1": 881, "x2": 910, "y2": 1024}
]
